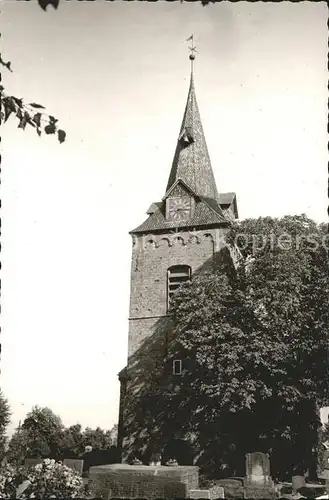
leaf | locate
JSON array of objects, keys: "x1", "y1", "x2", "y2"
[
  {"x1": 44, "y1": 124, "x2": 56, "y2": 135},
  {"x1": 49, "y1": 115, "x2": 58, "y2": 124},
  {"x1": 32, "y1": 113, "x2": 42, "y2": 127},
  {"x1": 12, "y1": 97, "x2": 23, "y2": 108},
  {"x1": 29, "y1": 103, "x2": 45, "y2": 110},
  {"x1": 3, "y1": 101, "x2": 13, "y2": 122},
  {"x1": 0, "y1": 56, "x2": 13, "y2": 72},
  {"x1": 25, "y1": 112, "x2": 36, "y2": 128},
  {"x1": 18, "y1": 114, "x2": 28, "y2": 130},
  {"x1": 57, "y1": 129, "x2": 66, "y2": 144},
  {"x1": 6, "y1": 97, "x2": 17, "y2": 113}
]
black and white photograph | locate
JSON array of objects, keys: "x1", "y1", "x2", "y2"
[{"x1": 1, "y1": 1, "x2": 328, "y2": 498}]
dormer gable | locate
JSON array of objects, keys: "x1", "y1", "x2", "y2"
[
  {"x1": 163, "y1": 178, "x2": 198, "y2": 201},
  {"x1": 218, "y1": 192, "x2": 239, "y2": 219},
  {"x1": 163, "y1": 179, "x2": 198, "y2": 222}
]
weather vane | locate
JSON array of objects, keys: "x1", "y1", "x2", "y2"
[{"x1": 186, "y1": 34, "x2": 197, "y2": 70}]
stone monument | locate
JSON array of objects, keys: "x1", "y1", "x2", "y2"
[
  {"x1": 89, "y1": 463, "x2": 199, "y2": 499},
  {"x1": 243, "y1": 452, "x2": 276, "y2": 499}
]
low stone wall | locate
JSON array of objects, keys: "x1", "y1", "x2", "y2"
[
  {"x1": 89, "y1": 463, "x2": 199, "y2": 499},
  {"x1": 189, "y1": 485, "x2": 224, "y2": 499},
  {"x1": 189, "y1": 490, "x2": 210, "y2": 499}
]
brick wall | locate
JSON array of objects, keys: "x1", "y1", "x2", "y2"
[
  {"x1": 89, "y1": 465, "x2": 198, "y2": 499},
  {"x1": 128, "y1": 227, "x2": 229, "y2": 358}
]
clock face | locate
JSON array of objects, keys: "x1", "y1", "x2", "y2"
[{"x1": 168, "y1": 197, "x2": 191, "y2": 220}]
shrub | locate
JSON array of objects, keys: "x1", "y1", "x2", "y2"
[{"x1": 0, "y1": 459, "x2": 85, "y2": 498}]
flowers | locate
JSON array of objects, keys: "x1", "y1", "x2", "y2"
[{"x1": 0, "y1": 459, "x2": 85, "y2": 499}]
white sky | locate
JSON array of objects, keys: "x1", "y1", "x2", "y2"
[{"x1": 1, "y1": 1, "x2": 327, "y2": 435}]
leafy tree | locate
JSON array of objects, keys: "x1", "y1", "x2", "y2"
[
  {"x1": 0, "y1": 54, "x2": 66, "y2": 143},
  {"x1": 6, "y1": 428, "x2": 29, "y2": 465},
  {"x1": 21, "y1": 406, "x2": 64, "y2": 459},
  {"x1": 7, "y1": 405, "x2": 118, "y2": 462},
  {"x1": 82, "y1": 426, "x2": 113, "y2": 451},
  {"x1": 0, "y1": 391, "x2": 11, "y2": 461},
  {"x1": 59, "y1": 425, "x2": 116, "y2": 458},
  {"x1": 59, "y1": 424, "x2": 83, "y2": 458},
  {"x1": 127, "y1": 215, "x2": 328, "y2": 478}
]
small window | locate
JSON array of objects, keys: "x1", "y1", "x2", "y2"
[
  {"x1": 173, "y1": 359, "x2": 182, "y2": 375},
  {"x1": 167, "y1": 265, "x2": 191, "y2": 309},
  {"x1": 179, "y1": 127, "x2": 194, "y2": 145}
]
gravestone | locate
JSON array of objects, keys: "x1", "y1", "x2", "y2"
[
  {"x1": 292, "y1": 474, "x2": 306, "y2": 493},
  {"x1": 243, "y1": 452, "x2": 275, "y2": 499},
  {"x1": 217, "y1": 478, "x2": 244, "y2": 499},
  {"x1": 24, "y1": 458, "x2": 43, "y2": 468},
  {"x1": 63, "y1": 458, "x2": 84, "y2": 476}
]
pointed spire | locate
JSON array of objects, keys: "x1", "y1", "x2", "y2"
[{"x1": 165, "y1": 50, "x2": 219, "y2": 201}]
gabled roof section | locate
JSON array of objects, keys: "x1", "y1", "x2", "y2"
[
  {"x1": 166, "y1": 73, "x2": 219, "y2": 201},
  {"x1": 200, "y1": 196, "x2": 225, "y2": 218},
  {"x1": 130, "y1": 197, "x2": 228, "y2": 234},
  {"x1": 146, "y1": 202, "x2": 162, "y2": 215},
  {"x1": 219, "y1": 192, "x2": 238, "y2": 219},
  {"x1": 219, "y1": 192, "x2": 235, "y2": 205}
]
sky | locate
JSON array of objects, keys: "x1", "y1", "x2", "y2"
[{"x1": 1, "y1": 1, "x2": 328, "y2": 435}]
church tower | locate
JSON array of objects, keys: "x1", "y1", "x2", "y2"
[
  {"x1": 118, "y1": 45, "x2": 238, "y2": 461},
  {"x1": 127, "y1": 51, "x2": 238, "y2": 359}
]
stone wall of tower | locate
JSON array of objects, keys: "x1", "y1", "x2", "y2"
[{"x1": 127, "y1": 227, "x2": 229, "y2": 359}]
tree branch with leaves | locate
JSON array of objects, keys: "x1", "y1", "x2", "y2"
[{"x1": 0, "y1": 54, "x2": 66, "y2": 143}]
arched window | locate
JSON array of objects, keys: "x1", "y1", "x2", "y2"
[{"x1": 167, "y1": 265, "x2": 191, "y2": 310}]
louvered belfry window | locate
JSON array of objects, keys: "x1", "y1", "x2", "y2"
[{"x1": 167, "y1": 265, "x2": 191, "y2": 309}]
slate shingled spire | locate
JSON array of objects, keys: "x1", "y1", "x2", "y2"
[{"x1": 165, "y1": 62, "x2": 219, "y2": 201}]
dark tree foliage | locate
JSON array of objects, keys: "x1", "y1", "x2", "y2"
[
  {"x1": 21, "y1": 406, "x2": 65, "y2": 458},
  {"x1": 0, "y1": 54, "x2": 66, "y2": 143},
  {"x1": 6, "y1": 406, "x2": 118, "y2": 464},
  {"x1": 124, "y1": 215, "x2": 328, "y2": 479},
  {"x1": 0, "y1": 391, "x2": 11, "y2": 461},
  {"x1": 6, "y1": 428, "x2": 29, "y2": 465}
]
